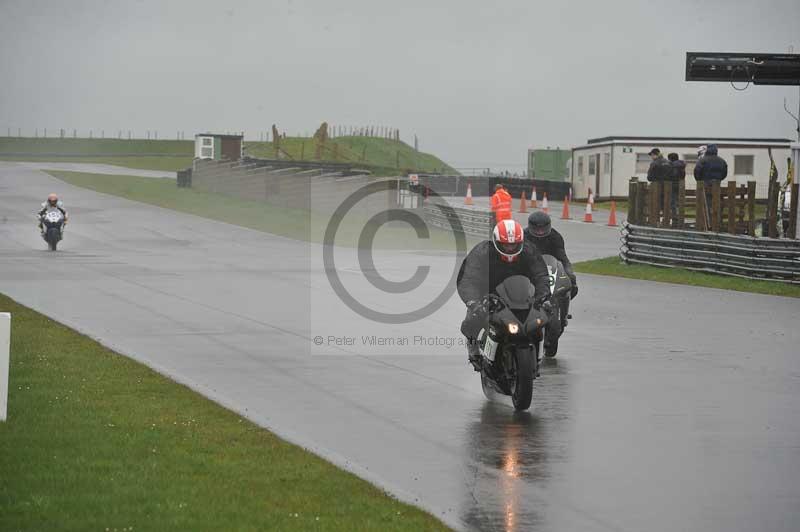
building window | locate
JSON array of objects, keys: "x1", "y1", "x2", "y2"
[
  {"x1": 578, "y1": 156, "x2": 584, "y2": 177},
  {"x1": 603, "y1": 153, "x2": 610, "y2": 175},
  {"x1": 588, "y1": 156, "x2": 596, "y2": 175},
  {"x1": 202, "y1": 137, "x2": 212, "y2": 146},
  {"x1": 734, "y1": 155, "x2": 754, "y2": 175},
  {"x1": 201, "y1": 147, "x2": 213, "y2": 158},
  {"x1": 635, "y1": 153, "x2": 651, "y2": 174},
  {"x1": 683, "y1": 154, "x2": 698, "y2": 175}
]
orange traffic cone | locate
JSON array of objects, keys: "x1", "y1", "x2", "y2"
[
  {"x1": 583, "y1": 200, "x2": 594, "y2": 223},
  {"x1": 530, "y1": 186, "x2": 538, "y2": 208},
  {"x1": 519, "y1": 191, "x2": 528, "y2": 213},
  {"x1": 542, "y1": 193, "x2": 549, "y2": 214},
  {"x1": 561, "y1": 194, "x2": 571, "y2": 219},
  {"x1": 607, "y1": 200, "x2": 618, "y2": 226},
  {"x1": 464, "y1": 183, "x2": 474, "y2": 205}
]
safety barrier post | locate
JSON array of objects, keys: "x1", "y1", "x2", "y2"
[{"x1": 1, "y1": 313, "x2": 9, "y2": 421}]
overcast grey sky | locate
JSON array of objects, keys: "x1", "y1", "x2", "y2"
[{"x1": 1, "y1": 0, "x2": 798, "y2": 170}]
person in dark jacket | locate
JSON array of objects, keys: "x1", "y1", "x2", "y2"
[
  {"x1": 693, "y1": 144, "x2": 728, "y2": 225},
  {"x1": 667, "y1": 153, "x2": 686, "y2": 219},
  {"x1": 524, "y1": 212, "x2": 576, "y2": 355},
  {"x1": 693, "y1": 143, "x2": 727, "y2": 182},
  {"x1": 646, "y1": 148, "x2": 672, "y2": 183},
  {"x1": 457, "y1": 219, "x2": 550, "y2": 369},
  {"x1": 647, "y1": 149, "x2": 672, "y2": 220},
  {"x1": 524, "y1": 212, "x2": 577, "y2": 296}
]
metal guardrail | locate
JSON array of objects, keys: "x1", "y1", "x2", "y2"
[
  {"x1": 620, "y1": 222, "x2": 800, "y2": 283},
  {"x1": 422, "y1": 202, "x2": 494, "y2": 237}
]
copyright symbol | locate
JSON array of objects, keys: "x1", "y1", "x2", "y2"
[
  {"x1": 322, "y1": 180, "x2": 467, "y2": 324},
  {"x1": 313, "y1": 336, "x2": 324, "y2": 346}
]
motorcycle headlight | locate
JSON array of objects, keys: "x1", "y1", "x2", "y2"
[{"x1": 507, "y1": 322, "x2": 519, "y2": 335}]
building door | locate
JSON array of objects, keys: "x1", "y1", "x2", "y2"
[{"x1": 594, "y1": 154, "x2": 601, "y2": 200}]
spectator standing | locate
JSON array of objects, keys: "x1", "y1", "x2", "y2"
[
  {"x1": 646, "y1": 148, "x2": 671, "y2": 221},
  {"x1": 667, "y1": 153, "x2": 686, "y2": 220},
  {"x1": 490, "y1": 184, "x2": 513, "y2": 224},
  {"x1": 693, "y1": 144, "x2": 728, "y2": 226},
  {"x1": 646, "y1": 148, "x2": 672, "y2": 183}
]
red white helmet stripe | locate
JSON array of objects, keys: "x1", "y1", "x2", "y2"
[
  {"x1": 496, "y1": 219, "x2": 521, "y2": 243},
  {"x1": 492, "y1": 220, "x2": 524, "y2": 262}
]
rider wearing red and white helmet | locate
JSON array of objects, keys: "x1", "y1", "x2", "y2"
[
  {"x1": 38, "y1": 193, "x2": 68, "y2": 233},
  {"x1": 457, "y1": 219, "x2": 550, "y2": 367}
]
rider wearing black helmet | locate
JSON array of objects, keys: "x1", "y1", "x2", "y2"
[
  {"x1": 524, "y1": 211, "x2": 577, "y2": 299},
  {"x1": 524, "y1": 211, "x2": 577, "y2": 357}
]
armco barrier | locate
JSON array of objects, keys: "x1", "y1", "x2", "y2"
[
  {"x1": 422, "y1": 202, "x2": 494, "y2": 237},
  {"x1": 620, "y1": 222, "x2": 800, "y2": 283},
  {"x1": 417, "y1": 175, "x2": 571, "y2": 200}
]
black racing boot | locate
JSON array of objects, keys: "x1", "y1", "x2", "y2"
[
  {"x1": 544, "y1": 338, "x2": 559, "y2": 358},
  {"x1": 467, "y1": 339, "x2": 482, "y2": 371}
]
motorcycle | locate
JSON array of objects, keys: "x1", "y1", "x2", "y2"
[
  {"x1": 466, "y1": 275, "x2": 554, "y2": 411},
  {"x1": 541, "y1": 254, "x2": 573, "y2": 358},
  {"x1": 40, "y1": 210, "x2": 65, "y2": 251}
]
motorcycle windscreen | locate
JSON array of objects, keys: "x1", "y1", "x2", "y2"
[
  {"x1": 494, "y1": 275, "x2": 535, "y2": 310},
  {"x1": 542, "y1": 254, "x2": 572, "y2": 294}
]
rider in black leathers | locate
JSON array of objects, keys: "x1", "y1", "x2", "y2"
[
  {"x1": 457, "y1": 220, "x2": 550, "y2": 369},
  {"x1": 524, "y1": 212, "x2": 577, "y2": 297},
  {"x1": 524, "y1": 211, "x2": 576, "y2": 356}
]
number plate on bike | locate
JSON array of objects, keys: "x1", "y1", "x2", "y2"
[{"x1": 482, "y1": 336, "x2": 498, "y2": 361}]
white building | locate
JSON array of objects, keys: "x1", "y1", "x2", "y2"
[{"x1": 570, "y1": 136, "x2": 793, "y2": 200}]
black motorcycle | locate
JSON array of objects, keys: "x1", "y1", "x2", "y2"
[
  {"x1": 467, "y1": 275, "x2": 551, "y2": 411},
  {"x1": 541, "y1": 254, "x2": 573, "y2": 357},
  {"x1": 40, "y1": 210, "x2": 65, "y2": 251}
]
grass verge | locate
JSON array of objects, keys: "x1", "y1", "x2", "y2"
[
  {"x1": 0, "y1": 293, "x2": 448, "y2": 531},
  {"x1": 49, "y1": 171, "x2": 476, "y2": 250},
  {"x1": 0, "y1": 136, "x2": 456, "y2": 175},
  {"x1": 574, "y1": 256, "x2": 800, "y2": 298}
]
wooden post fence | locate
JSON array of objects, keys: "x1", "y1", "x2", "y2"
[
  {"x1": 677, "y1": 180, "x2": 686, "y2": 228},
  {"x1": 788, "y1": 183, "x2": 799, "y2": 239},
  {"x1": 696, "y1": 183, "x2": 708, "y2": 231}
]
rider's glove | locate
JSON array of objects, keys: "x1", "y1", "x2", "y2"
[
  {"x1": 533, "y1": 294, "x2": 550, "y2": 310},
  {"x1": 570, "y1": 284, "x2": 578, "y2": 299},
  {"x1": 466, "y1": 300, "x2": 482, "y2": 315}
]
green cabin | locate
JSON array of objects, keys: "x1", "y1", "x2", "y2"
[{"x1": 527, "y1": 148, "x2": 571, "y2": 181}]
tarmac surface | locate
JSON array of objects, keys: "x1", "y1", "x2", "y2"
[{"x1": 2, "y1": 161, "x2": 799, "y2": 531}]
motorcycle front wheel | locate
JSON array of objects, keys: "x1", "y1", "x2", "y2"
[
  {"x1": 510, "y1": 346, "x2": 534, "y2": 411},
  {"x1": 46, "y1": 228, "x2": 59, "y2": 251}
]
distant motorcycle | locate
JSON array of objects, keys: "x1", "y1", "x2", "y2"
[
  {"x1": 541, "y1": 254, "x2": 573, "y2": 358},
  {"x1": 467, "y1": 275, "x2": 555, "y2": 411},
  {"x1": 40, "y1": 210, "x2": 65, "y2": 251}
]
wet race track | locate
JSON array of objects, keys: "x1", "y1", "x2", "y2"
[{"x1": 1, "y1": 162, "x2": 799, "y2": 531}]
